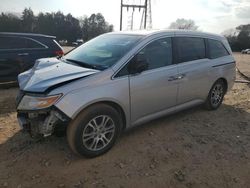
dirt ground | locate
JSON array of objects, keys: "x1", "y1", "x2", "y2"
[{"x1": 0, "y1": 54, "x2": 250, "y2": 188}]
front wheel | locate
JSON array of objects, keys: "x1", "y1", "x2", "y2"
[
  {"x1": 204, "y1": 79, "x2": 226, "y2": 110},
  {"x1": 67, "y1": 104, "x2": 122, "y2": 158}
]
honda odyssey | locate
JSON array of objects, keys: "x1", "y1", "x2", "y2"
[{"x1": 16, "y1": 30, "x2": 236, "y2": 157}]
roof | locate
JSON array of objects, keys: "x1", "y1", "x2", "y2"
[
  {"x1": 110, "y1": 29, "x2": 225, "y2": 40},
  {"x1": 0, "y1": 32, "x2": 56, "y2": 38}
]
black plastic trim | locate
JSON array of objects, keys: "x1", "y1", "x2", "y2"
[{"x1": 212, "y1": 61, "x2": 235, "y2": 68}]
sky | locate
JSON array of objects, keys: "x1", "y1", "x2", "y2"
[{"x1": 1, "y1": 0, "x2": 250, "y2": 34}]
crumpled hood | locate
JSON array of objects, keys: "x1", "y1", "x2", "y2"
[{"x1": 18, "y1": 57, "x2": 99, "y2": 93}]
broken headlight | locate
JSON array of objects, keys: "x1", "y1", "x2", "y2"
[{"x1": 17, "y1": 94, "x2": 62, "y2": 110}]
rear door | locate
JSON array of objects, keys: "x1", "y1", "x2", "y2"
[
  {"x1": 16, "y1": 37, "x2": 50, "y2": 71},
  {"x1": 174, "y1": 36, "x2": 211, "y2": 104},
  {"x1": 0, "y1": 37, "x2": 24, "y2": 82}
]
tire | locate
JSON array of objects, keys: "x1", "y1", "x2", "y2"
[
  {"x1": 67, "y1": 104, "x2": 122, "y2": 158},
  {"x1": 204, "y1": 79, "x2": 226, "y2": 110}
]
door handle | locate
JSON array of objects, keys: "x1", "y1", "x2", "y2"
[
  {"x1": 168, "y1": 74, "x2": 186, "y2": 81},
  {"x1": 18, "y1": 53, "x2": 29, "y2": 56},
  {"x1": 177, "y1": 74, "x2": 185, "y2": 80},
  {"x1": 168, "y1": 76, "x2": 178, "y2": 81}
]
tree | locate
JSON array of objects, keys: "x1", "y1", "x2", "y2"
[
  {"x1": 169, "y1": 18, "x2": 198, "y2": 31},
  {"x1": 0, "y1": 13, "x2": 22, "y2": 32},
  {"x1": 223, "y1": 24, "x2": 250, "y2": 51},
  {"x1": 236, "y1": 24, "x2": 250, "y2": 50},
  {"x1": 64, "y1": 13, "x2": 82, "y2": 42},
  {"x1": 0, "y1": 8, "x2": 113, "y2": 44},
  {"x1": 21, "y1": 8, "x2": 35, "y2": 32},
  {"x1": 80, "y1": 13, "x2": 113, "y2": 41}
]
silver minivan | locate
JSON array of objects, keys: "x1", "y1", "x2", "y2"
[{"x1": 16, "y1": 30, "x2": 236, "y2": 157}]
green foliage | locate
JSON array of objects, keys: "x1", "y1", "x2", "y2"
[
  {"x1": 0, "y1": 8, "x2": 113, "y2": 44},
  {"x1": 225, "y1": 24, "x2": 250, "y2": 51},
  {"x1": 79, "y1": 13, "x2": 113, "y2": 41},
  {"x1": 0, "y1": 13, "x2": 22, "y2": 32},
  {"x1": 22, "y1": 8, "x2": 35, "y2": 32}
]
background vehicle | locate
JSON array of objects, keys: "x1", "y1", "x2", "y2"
[
  {"x1": 241, "y1": 49, "x2": 250, "y2": 54},
  {"x1": 0, "y1": 32, "x2": 63, "y2": 83},
  {"x1": 72, "y1": 39, "x2": 84, "y2": 46},
  {"x1": 16, "y1": 30, "x2": 235, "y2": 157}
]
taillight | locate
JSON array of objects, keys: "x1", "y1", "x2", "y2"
[{"x1": 54, "y1": 50, "x2": 64, "y2": 56}]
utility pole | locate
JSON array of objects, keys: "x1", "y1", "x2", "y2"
[
  {"x1": 120, "y1": 0, "x2": 123, "y2": 31},
  {"x1": 144, "y1": 0, "x2": 148, "y2": 29},
  {"x1": 120, "y1": 0, "x2": 148, "y2": 31},
  {"x1": 140, "y1": 0, "x2": 152, "y2": 30}
]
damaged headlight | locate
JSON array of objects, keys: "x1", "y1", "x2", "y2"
[{"x1": 17, "y1": 94, "x2": 62, "y2": 110}]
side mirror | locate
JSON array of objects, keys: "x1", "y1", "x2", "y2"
[{"x1": 128, "y1": 54, "x2": 148, "y2": 74}]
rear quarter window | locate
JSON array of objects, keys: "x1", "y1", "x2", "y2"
[
  {"x1": 208, "y1": 39, "x2": 229, "y2": 59},
  {"x1": 175, "y1": 37, "x2": 206, "y2": 63}
]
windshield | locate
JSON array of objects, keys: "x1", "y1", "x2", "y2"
[{"x1": 64, "y1": 34, "x2": 143, "y2": 70}]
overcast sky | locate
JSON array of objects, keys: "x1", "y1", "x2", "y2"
[{"x1": 1, "y1": 0, "x2": 250, "y2": 34}]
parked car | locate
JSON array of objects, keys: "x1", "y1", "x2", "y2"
[
  {"x1": 0, "y1": 32, "x2": 63, "y2": 83},
  {"x1": 59, "y1": 39, "x2": 68, "y2": 46},
  {"x1": 16, "y1": 30, "x2": 235, "y2": 157},
  {"x1": 241, "y1": 49, "x2": 250, "y2": 54},
  {"x1": 72, "y1": 39, "x2": 84, "y2": 46}
]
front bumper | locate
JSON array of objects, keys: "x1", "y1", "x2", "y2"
[
  {"x1": 16, "y1": 91, "x2": 71, "y2": 137},
  {"x1": 17, "y1": 108, "x2": 70, "y2": 137}
]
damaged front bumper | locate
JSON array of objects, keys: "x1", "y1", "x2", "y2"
[
  {"x1": 17, "y1": 108, "x2": 70, "y2": 137},
  {"x1": 16, "y1": 91, "x2": 71, "y2": 137}
]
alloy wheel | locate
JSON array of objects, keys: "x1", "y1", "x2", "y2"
[
  {"x1": 82, "y1": 115, "x2": 115, "y2": 151},
  {"x1": 210, "y1": 84, "x2": 224, "y2": 107}
]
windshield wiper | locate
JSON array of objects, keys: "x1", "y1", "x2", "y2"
[
  {"x1": 64, "y1": 58, "x2": 98, "y2": 70},
  {"x1": 60, "y1": 57, "x2": 107, "y2": 70}
]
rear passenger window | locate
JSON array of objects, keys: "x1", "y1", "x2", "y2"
[
  {"x1": 175, "y1": 37, "x2": 206, "y2": 63},
  {"x1": 208, "y1": 39, "x2": 229, "y2": 59},
  {"x1": 0, "y1": 37, "x2": 45, "y2": 50}
]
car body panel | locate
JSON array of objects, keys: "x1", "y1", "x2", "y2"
[
  {"x1": 18, "y1": 57, "x2": 99, "y2": 93},
  {"x1": 54, "y1": 71, "x2": 131, "y2": 128},
  {"x1": 129, "y1": 64, "x2": 178, "y2": 124}
]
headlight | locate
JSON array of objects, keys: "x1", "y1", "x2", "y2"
[{"x1": 17, "y1": 94, "x2": 62, "y2": 110}]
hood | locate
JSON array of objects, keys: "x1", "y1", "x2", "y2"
[{"x1": 18, "y1": 57, "x2": 99, "y2": 93}]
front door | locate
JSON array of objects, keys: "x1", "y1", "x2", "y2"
[{"x1": 129, "y1": 37, "x2": 179, "y2": 124}]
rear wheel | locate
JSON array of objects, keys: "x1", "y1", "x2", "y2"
[
  {"x1": 205, "y1": 79, "x2": 226, "y2": 110},
  {"x1": 67, "y1": 104, "x2": 122, "y2": 158}
]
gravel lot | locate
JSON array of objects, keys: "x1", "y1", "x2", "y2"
[{"x1": 0, "y1": 54, "x2": 249, "y2": 188}]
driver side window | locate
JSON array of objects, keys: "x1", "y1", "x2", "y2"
[
  {"x1": 140, "y1": 37, "x2": 173, "y2": 70},
  {"x1": 115, "y1": 37, "x2": 173, "y2": 77}
]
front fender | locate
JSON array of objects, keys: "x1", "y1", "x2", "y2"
[{"x1": 54, "y1": 77, "x2": 130, "y2": 128}]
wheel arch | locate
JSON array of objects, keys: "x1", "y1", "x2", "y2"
[
  {"x1": 72, "y1": 100, "x2": 128, "y2": 131},
  {"x1": 216, "y1": 77, "x2": 228, "y2": 93}
]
